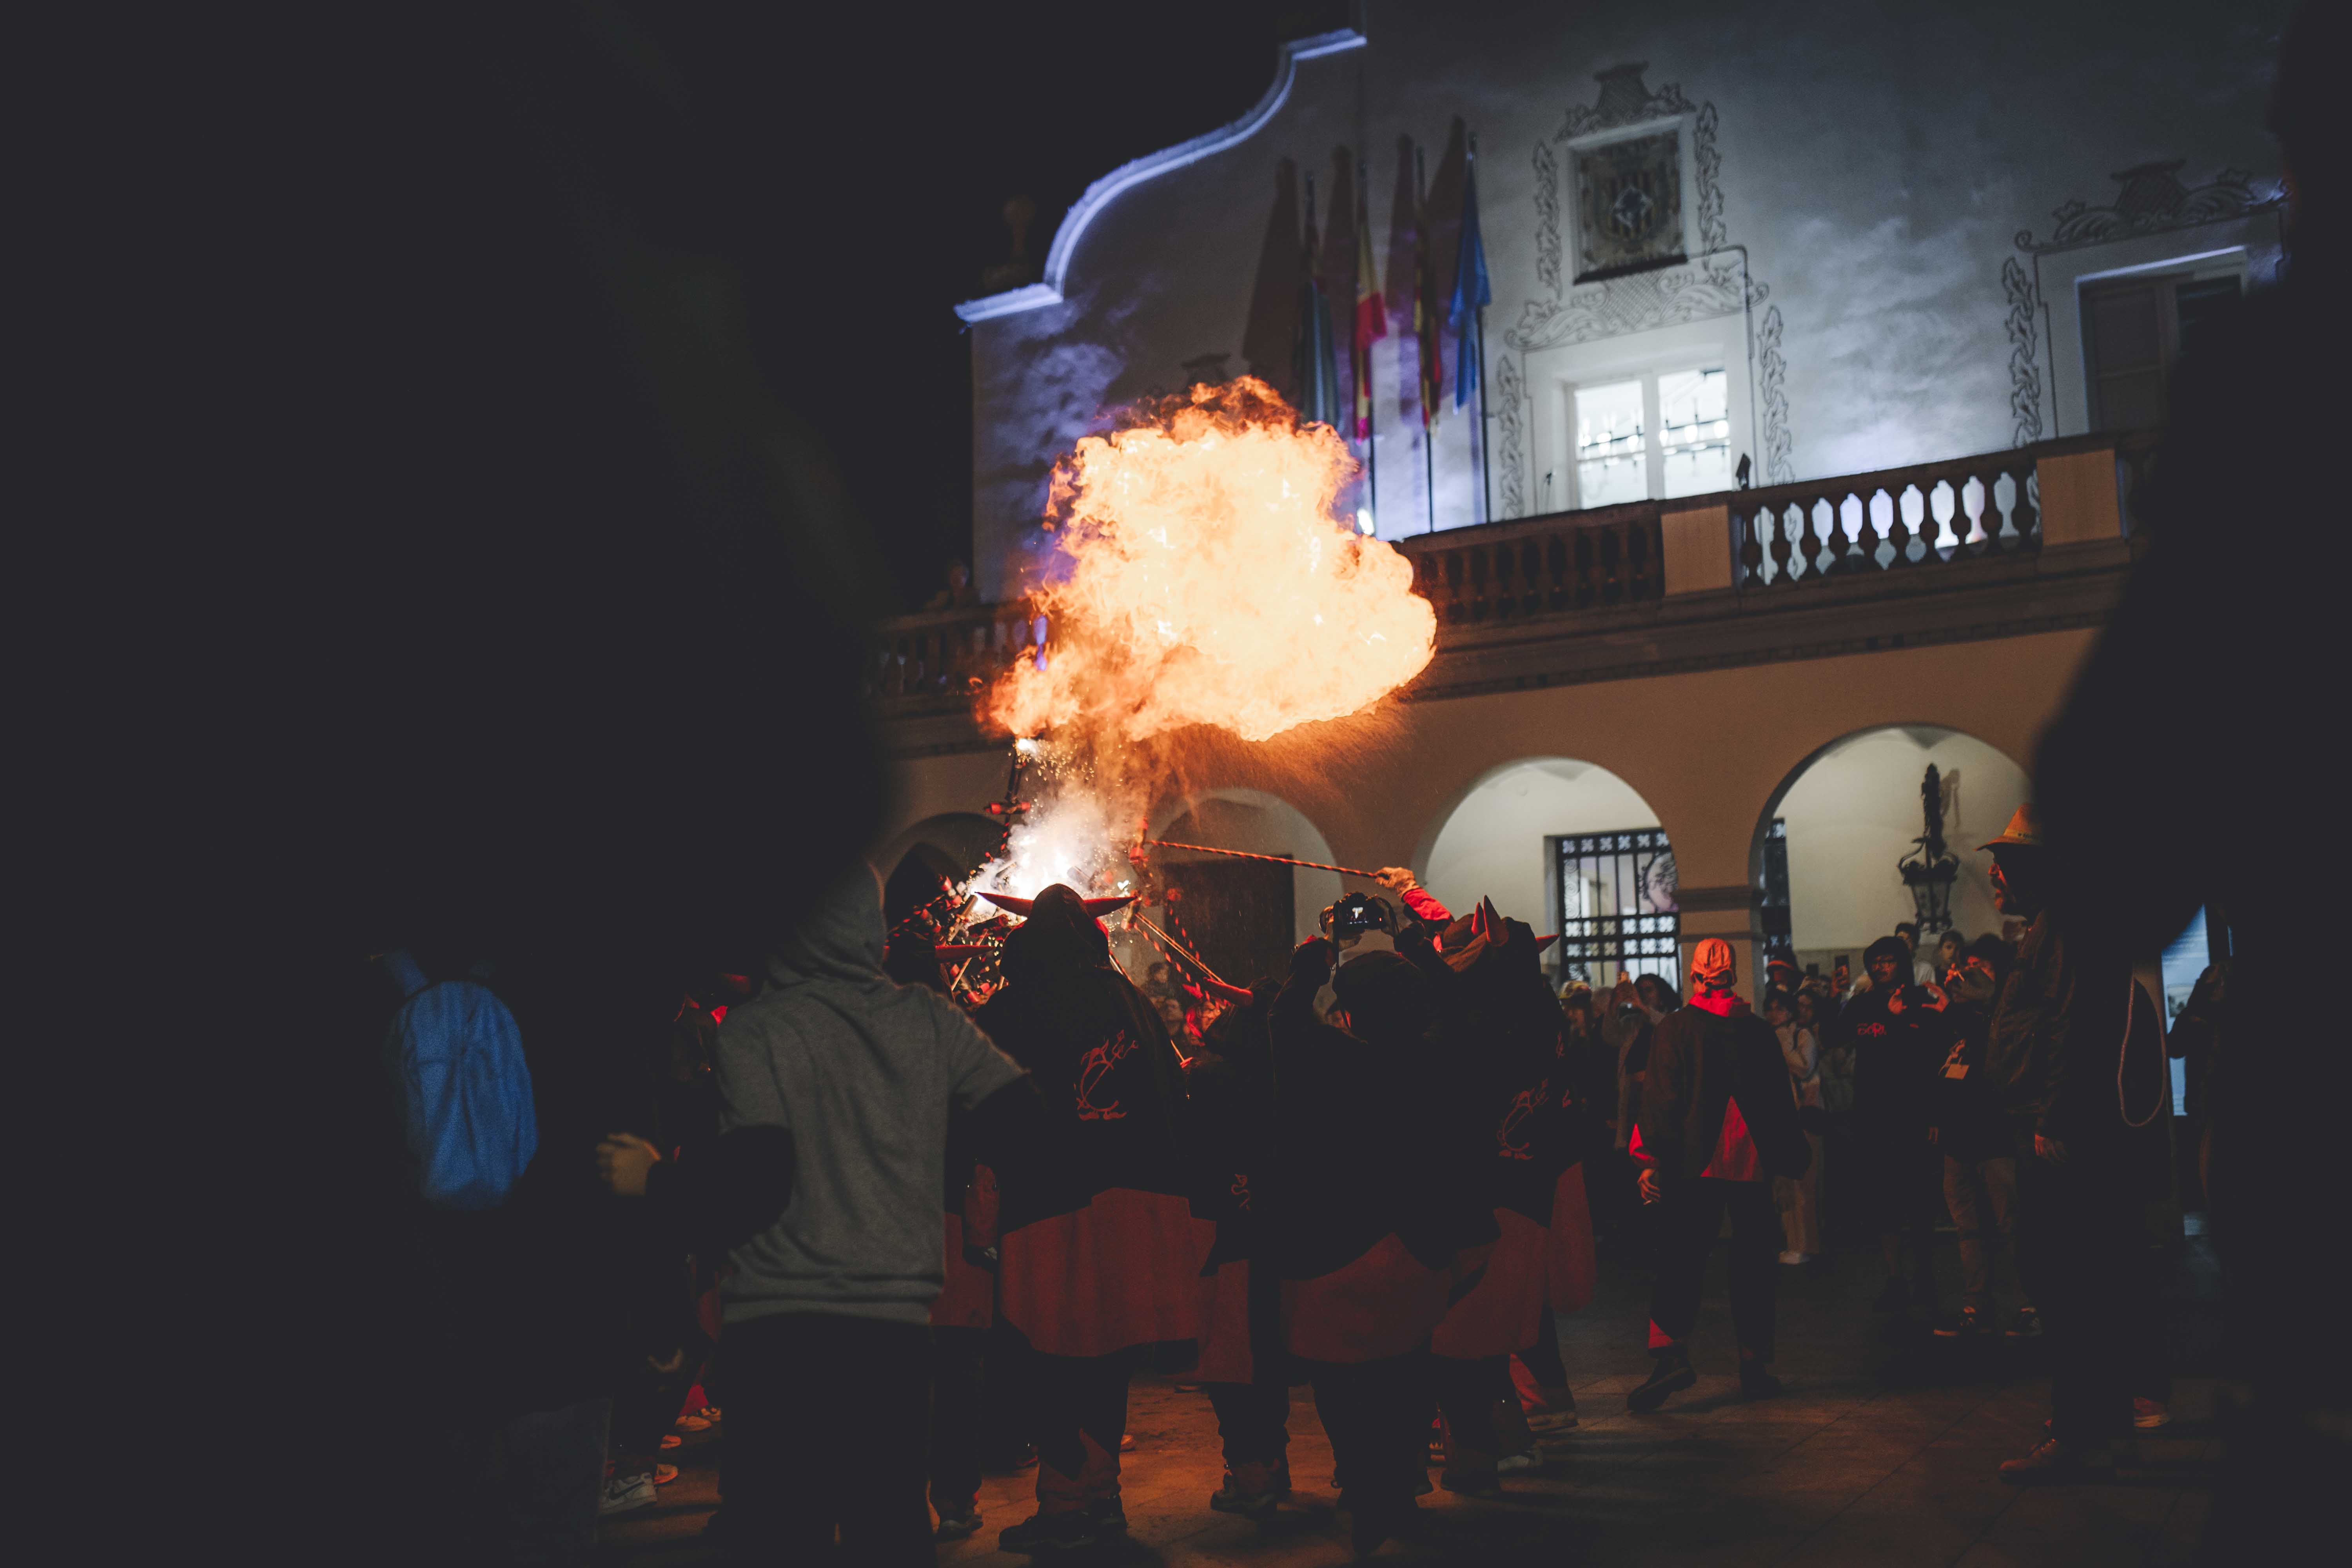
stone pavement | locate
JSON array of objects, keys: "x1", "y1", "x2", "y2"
[{"x1": 606, "y1": 1237, "x2": 2220, "y2": 1564}]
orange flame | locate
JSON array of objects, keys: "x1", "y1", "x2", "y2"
[{"x1": 987, "y1": 377, "x2": 1434, "y2": 746}]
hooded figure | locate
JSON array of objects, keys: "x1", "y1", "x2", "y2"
[
  {"x1": 705, "y1": 864, "x2": 1037, "y2": 1560},
  {"x1": 974, "y1": 884, "x2": 1202, "y2": 1551}
]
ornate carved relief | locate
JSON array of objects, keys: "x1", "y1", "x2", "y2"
[
  {"x1": 1532, "y1": 140, "x2": 1563, "y2": 297},
  {"x1": 2016, "y1": 161, "x2": 2279, "y2": 253},
  {"x1": 1757, "y1": 304, "x2": 1792, "y2": 485},
  {"x1": 1999, "y1": 259, "x2": 2043, "y2": 447},
  {"x1": 1693, "y1": 104, "x2": 1725, "y2": 252},
  {"x1": 1506, "y1": 252, "x2": 1748, "y2": 351},
  {"x1": 1494, "y1": 352, "x2": 1527, "y2": 518},
  {"x1": 1515, "y1": 64, "x2": 1791, "y2": 477}
]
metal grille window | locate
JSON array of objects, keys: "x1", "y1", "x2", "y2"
[
  {"x1": 1759, "y1": 817, "x2": 1792, "y2": 951},
  {"x1": 1553, "y1": 828, "x2": 1681, "y2": 987}
]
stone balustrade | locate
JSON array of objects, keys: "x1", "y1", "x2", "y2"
[{"x1": 866, "y1": 430, "x2": 2154, "y2": 707}]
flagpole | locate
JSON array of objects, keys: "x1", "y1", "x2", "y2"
[
  {"x1": 1417, "y1": 143, "x2": 1434, "y2": 535},
  {"x1": 1357, "y1": 150, "x2": 1378, "y2": 534},
  {"x1": 1472, "y1": 132, "x2": 1492, "y2": 529}
]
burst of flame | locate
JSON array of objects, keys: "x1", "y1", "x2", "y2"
[{"x1": 987, "y1": 377, "x2": 1434, "y2": 746}]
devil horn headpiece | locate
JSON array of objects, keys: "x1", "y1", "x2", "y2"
[{"x1": 976, "y1": 890, "x2": 1137, "y2": 919}]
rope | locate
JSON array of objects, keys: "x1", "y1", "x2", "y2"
[{"x1": 1142, "y1": 840, "x2": 1386, "y2": 879}]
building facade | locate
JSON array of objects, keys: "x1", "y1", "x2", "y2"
[{"x1": 875, "y1": 0, "x2": 2275, "y2": 1000}]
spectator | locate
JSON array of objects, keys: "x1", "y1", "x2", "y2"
[
  {"x1": 923, "y1": 560, "x2": 978, "y2": 611},
  {"x1": 1934, "y1": 929, "x2": 1967, "y2": 982},
  {"x1": 1893, "y1": 922, "x2": 1936, "y2": 985},
  {"x1": 600, "y1": 864, "x2": 1042, "y2": 1560},
  {"x1": 1766, "y1": 991, "x2": 1824, "y2": 1264},
  {"x1": 1838, "y1": 936, "x2": 1949, "y2": 1318},
  {"x1": 1625, "y1": 940, "x2": 1811, "y2": 1412},
  {"x1": 1975, "y1": 808, "x2": 2152, "y2": 1483},
  {"x1": 1927, "y1": 935, "x2": 2030, "y2": 1340}
]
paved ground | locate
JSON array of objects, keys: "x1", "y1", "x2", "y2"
[{"x1": 607, "y1": 1234, "x2": 2220, "y2": 1564}]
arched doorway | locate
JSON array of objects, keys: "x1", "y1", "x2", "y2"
[
  {"x1": 1423, "y1": 758, "x2": 1676, "y2": 988},
  {"x1": 1149, "y1": 789, "x2": 1340, "y2": 989},
  {"x1": 874, "y1": 812, "x2": 1003, "y2": 924},
  {"x1": 1752, "y1": 725, "x2": 2031, "y2": 978}
]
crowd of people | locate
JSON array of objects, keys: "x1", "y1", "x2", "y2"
[{"x1": 373, "y1": 793, "x2": 2209, "y2": 1564}]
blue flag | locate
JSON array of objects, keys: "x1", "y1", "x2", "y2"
[{"x1": 1447, "y1": 156, "x2": 1490, "y2": 410}]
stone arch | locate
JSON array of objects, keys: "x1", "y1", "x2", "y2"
[
  {"x1": 1750, "y1": 724, "x2": 2032, "y2": 969},
  {"x1": 1418, "y1": 756, "x2": 1674, "y2": 987},
  {"x1": 873, "y1": 812, "x2": 1002, "y2": 921},
  {"x1": 1148, "y1": 786, "x2": 1344, "y2": 949}
]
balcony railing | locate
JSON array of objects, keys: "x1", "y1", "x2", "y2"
[
  {"x1": 867, "y1": 430, "x2": 2155, "y2": 705},
  {"x1": 1400, "y1": 501, "x2": 1662, "y2": 624}
]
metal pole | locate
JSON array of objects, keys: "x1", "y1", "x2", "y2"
[
  {"x1": 1471, "y1": 132, "x2": 1492, "y2": 528},
  {"x1": 1417, "y1": 143, "x2": 1434, "y2": 535},
  {"x1": 1358, "y1": 146, "x2": 1377, "y2": 533}
]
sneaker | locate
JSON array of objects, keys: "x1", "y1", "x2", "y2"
[
  {"x1": 1934, "y1": 1307, "x2": 1994, "y2": 1339},
  {"x1": 1086, "y1": 1497, "x2": 1129, "y2": 1534},
  {"x1": 934, "y1": 1497, "x2": 982, "y2": 1541},
  {"x1": 2133, "y1": 1397, "x2": 2173, "y2": 1430},
  {"x1": 1999, "y1": 1437, "x2": 2104, "y2": 1484},
  {"x1": 699, "y1": 1405, "x2": 721, "y2": 1423},
  {"x1": 998, "y1": 1512, "x2": 1098, "y2": 1553},
  {"x1": 658, "y1": 1433, "x2": 682, "y2": 1451},
  {"x1": 1528, "y1": 1408, "x2": 1579, "y2": 1435},
  {"x1": 2006, "y1": 1306, "x2": 2043, "y2": 1339},
  {"x1": 599, "y1": 1472, "x2": 658, "y2": 1517},
  {"x1": 1779, "y1": 1250, "x2": 1806, "y2": 1265},
  {"x1": 1209, "y1": 1466, "x2": 1281, "y2": 1519},
  {"x1": 674, "y1": 1412, "x2": 711, "y2": 1432},
  {"x1": 1496, "y1": 1450, "x2": 1537, "y2": 1473},
  {"x1": 651, "y1": 1463, "x2": 678, "y2": 1485},
  {"x1": 1626, "y1": 1354, "x2": 1697, "y2": 1414},
  {"x1": 1739, "y1": 1364, "x2": 1784, "y2": 1400},
  {"x1": 1871, "y1": 1277, "x2": 1910, "y2": 1314}
]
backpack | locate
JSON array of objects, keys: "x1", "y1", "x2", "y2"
[{"x1": 381, "y1": 949, "x2": 539, "y2": 1209}]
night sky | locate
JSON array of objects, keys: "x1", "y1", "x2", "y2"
[{"x1": 628, "y1": 5, "x2": 1352, "y2": 611}]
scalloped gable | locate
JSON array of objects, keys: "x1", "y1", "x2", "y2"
[{"x1": 953, "y1": 29, "x2": 1367, "y2": 324}]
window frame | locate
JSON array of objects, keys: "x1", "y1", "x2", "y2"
[{"x1": 2080, "y1": 263, "x2": 2245, "y2": 432}]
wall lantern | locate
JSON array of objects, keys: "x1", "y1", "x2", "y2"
[{"x1": 1897, "y1": 763, "x2": 1960, "y2": 933}]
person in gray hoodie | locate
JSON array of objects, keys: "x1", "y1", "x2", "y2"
[{"x1": 599, "y1": 863, "x2": 1039, "y2": 1563}]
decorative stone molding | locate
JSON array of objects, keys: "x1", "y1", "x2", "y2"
[
  {"x1": 1494, "y1": 352, "x2": 1528, "y2": 519},
  {"x1": 1506, "y1": 252, "x2": 1749, "y2": 351},
  {"x1": 1517, "y1": 63, "x2": 1792, "y2": 483},
  {"x1": 2016, "y1": 161, "x2": 2279, "y2": 254},
  {"x1": 1756, "y1": 304, "x2": 1792, "y2": 485},
  {"x1": 2000, "y1": 259, "x2": 2043, "y2": 447}
]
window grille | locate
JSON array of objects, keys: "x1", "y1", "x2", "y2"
[{"x1": 1553, "y1": 828, "x2": 1680, "y2": 987}]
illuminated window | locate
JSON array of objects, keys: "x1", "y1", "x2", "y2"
[
  {"x1": 1553, "y1": 828, "x2": 1680, "y2": 989},
  {"x1": 1570, "y1": 367, "x2": 1731, "y2": 508}
]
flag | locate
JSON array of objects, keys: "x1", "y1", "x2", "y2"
[
  {"x1": 1414, "y1": 153, "x2": 1442, "y2": 428},
  {"x1": 1292, "y1": 176, "x2": 1342, "y2": 427},
  {"x1": 1352, "y1": 181, "x2": 1385, "y2": 443},
  {"x1": 1448, "y1": 152, "x2": 1491, "y2": 410}
]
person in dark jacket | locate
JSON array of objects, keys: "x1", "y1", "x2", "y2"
[
  {"x1": 1838, "y1": 934, "x2": 1951, "y2": 1318},
  {"x1": 1927, "y1": 936, "x2": 2031, "y2": 1339},
  {"x1": 975, "y1": 885, "x2": 1202, "y2": 1553},
  {"x1": 1184, "y1": 982, "x2": 1293, "y2": 1519},
  {"x1": 1421, "y1": 900, "x2": 1576, "y2": 1497},
  {"x1": 1270, "y1": 942, "x2": 1492, "y2": 1558},
  {"x1": 1625, "y1": 939, "x2": 1811, "y2": 1412},
  {"x1": 1974, "y1": 808, "x2": 2146, "y2": 1484}
]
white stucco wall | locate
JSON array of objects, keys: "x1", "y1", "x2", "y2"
[
  {"x1": 1774, "y1": 725, "x2": 2032, "y2": 956},
  {"x1": 1423, "y1": 757, "x2": 1662, "y2": 936},
  {"x1": 964, "y1": 0, "x2": 2287, "y2": 600}
]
